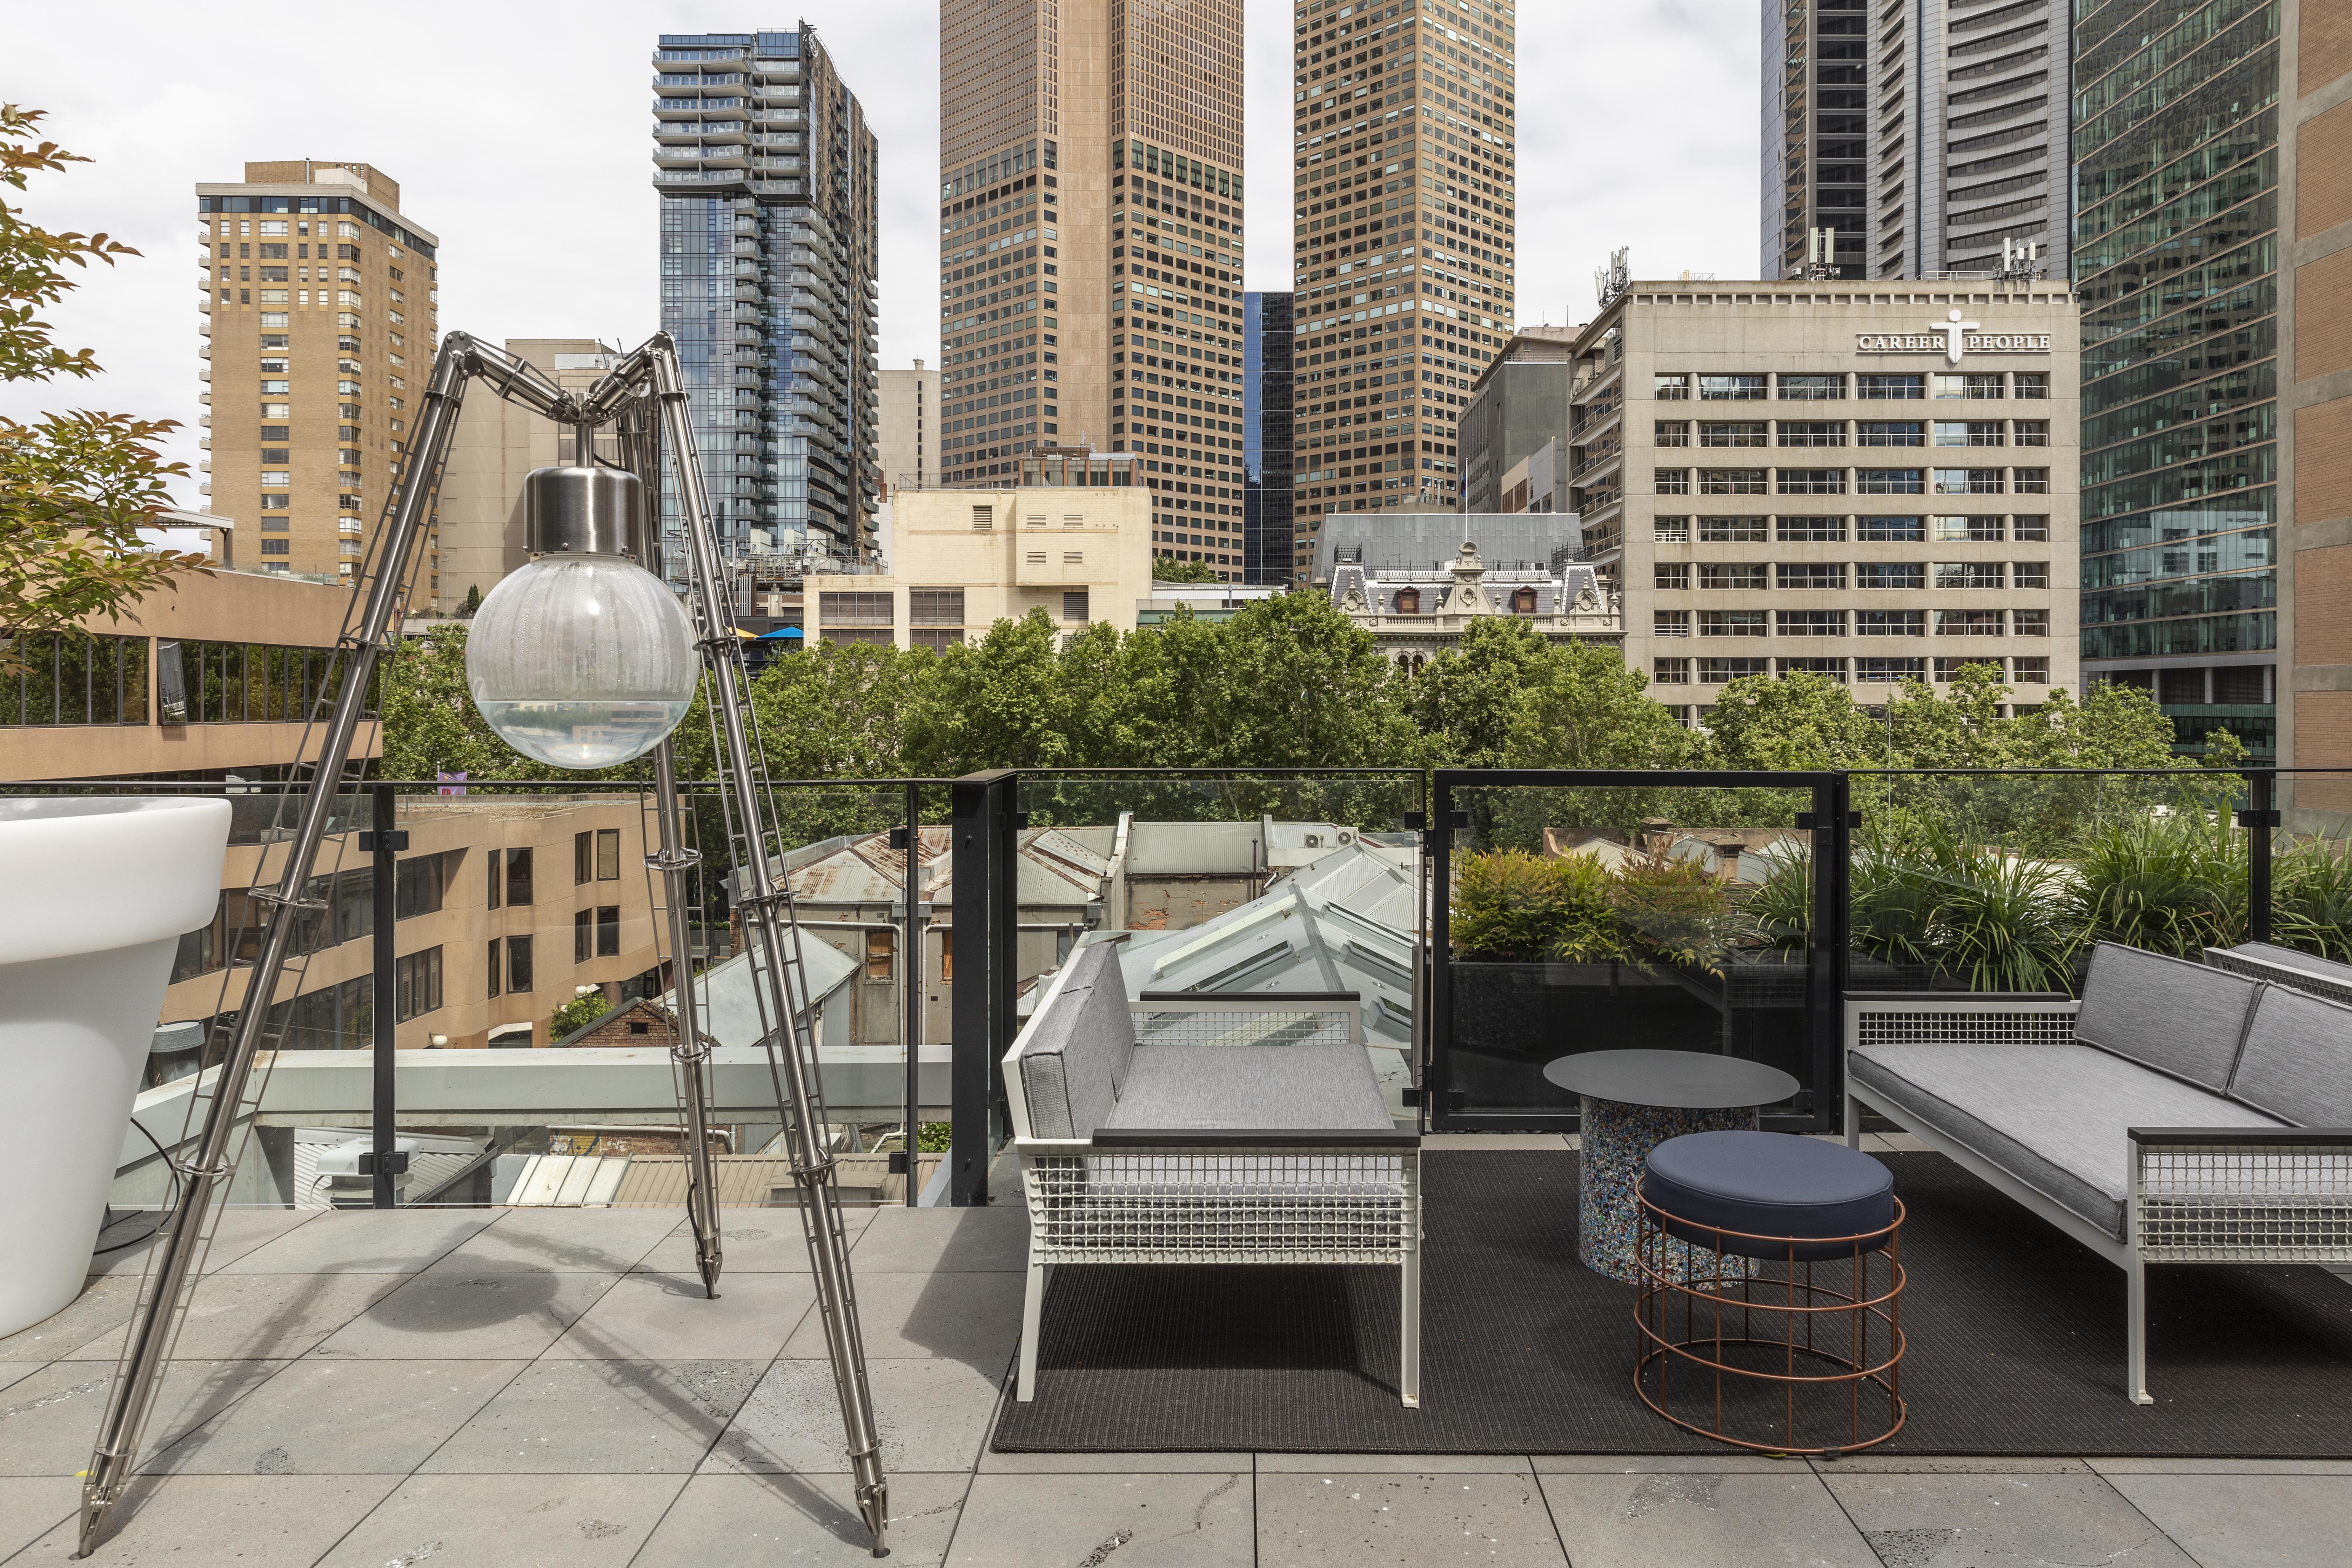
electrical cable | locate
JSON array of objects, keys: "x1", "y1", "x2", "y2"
[{"x1": 91, "y1": 1116, "x2": 185, "y2": 1254}]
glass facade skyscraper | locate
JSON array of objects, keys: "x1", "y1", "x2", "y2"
[
  {"x1": 1242, "y1": 291, "x2": 1294, "y2": 585},
  {"x1": 2072, "y1": 0, "x2": 2281, "y2": 758},
  {"x1": 654, "y1": 29, "x2": 879, "y2": 569},
  {"x1": 1761, "y1": 0, "x2": 2070, "y2": 282}
]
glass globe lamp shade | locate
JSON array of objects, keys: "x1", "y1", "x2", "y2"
[{"x1": 464, "y1": 467, "x2": 698, "y2": 769}]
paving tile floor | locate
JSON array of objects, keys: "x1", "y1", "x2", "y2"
[{"x1": 3, "y1": 1195, "x2": 2346, "y2": 1567}]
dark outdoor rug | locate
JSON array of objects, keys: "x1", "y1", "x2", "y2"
[{"x1": 991, "y1": 1150, "x2": 2352, "y2": 1456}]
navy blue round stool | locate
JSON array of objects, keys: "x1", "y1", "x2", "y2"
[{"x1": 1633, "y1": 1131, "x2": 1906, "y2": 1455}]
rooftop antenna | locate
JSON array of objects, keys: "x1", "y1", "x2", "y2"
[
  {"x1": 1594, "y1": 246, "x2": 1631, "y2": 309},
  {"x1": 1802, "y1": 226, "x2": 1841, "y2": 281},
  {"x1": 1996, "y1": 236, "x2": 2045, "y2": 281}
]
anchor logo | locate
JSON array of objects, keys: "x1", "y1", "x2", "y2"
[{"x1": 1931, "y1": 308, "x2": 1979, "y2": 366}]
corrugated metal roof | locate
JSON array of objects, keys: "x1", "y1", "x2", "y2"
[{"x1": 1097, "y1": 842, "x2": 1422, "y2": 1115}]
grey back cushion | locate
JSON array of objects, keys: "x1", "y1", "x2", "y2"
[
  {"x1": 1017, "y1": 943, "x2": 1137, "y2": 1138},
  {"x1": 2228, "y1": 985, "x2": 2352, "y2": 1127},
  {"x1": 2075, "y1": 941, "x2": 2260, "y2": 1091}
]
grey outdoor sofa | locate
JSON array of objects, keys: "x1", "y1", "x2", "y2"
[
  {"x1": 1003, "y1": 939, "x2": 1422, "y2": 1405},
  {"x1": 1845, "y1": 941, "x2": 2352, "y2": 1402},
  {"x1": 2205, "y1": 941, "x2": 2352, "y2": 1007}
]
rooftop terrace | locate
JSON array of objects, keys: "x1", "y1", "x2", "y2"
[{"x1": 6, "y1": 1149, "x2": 2347, "y2": 1567}]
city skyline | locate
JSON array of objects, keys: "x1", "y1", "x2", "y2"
[{"x1": 1, "y1": 0, "x2": 1757, "y2": 514}]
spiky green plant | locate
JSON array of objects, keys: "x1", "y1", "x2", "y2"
[
  {"x1": 1849, "y1": 838, "x2": 1946, "y2": 971},
  {"x1": 2070, "y1": 811, "x2": 2245, "y2": 958},
  {"x1": 1926, "y1": 838, "x2": 2083, "y2": 993},
  {"x1": 1740, "y1": 843, "x2": 1813, "y2": 951},
  {"x1": 2272, "y1": 835, "x2": 2352, "y2": 962}
]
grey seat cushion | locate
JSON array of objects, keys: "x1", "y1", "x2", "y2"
[
  {"x1": 1849, "y1": 1039, "x2": 2282, "y2": 1240},
  {"x1": 2227, "y1": 984, "x2": 2352, "y2": 1127},
  {"x1": 1017, "y1": 944, "x2": 1137, "y2": 1139},
  {"x1": 1105, "y1": 1042, "x2": 1393, "y2": 1132},
  {"x1": 2075, "y1": 941, "x2": 2261, "y2": 1091}
]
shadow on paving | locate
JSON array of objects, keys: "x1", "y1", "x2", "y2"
[{"x1": 992, "y1": 1150, "x2": 2352, "y2": 1456}]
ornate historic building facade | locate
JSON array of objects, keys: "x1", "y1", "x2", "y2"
[{"x1": 1329, "y1": 540, "x2": 1621, "y2": 674}]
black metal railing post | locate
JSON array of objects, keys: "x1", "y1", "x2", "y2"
[
  {"x1": 2244, "y1": 770, "x2": 2276, "y2": 946},
  {"x1": 949, "y1": 770, "x2": 1014, "y2": 1206},
  {"x1": 1816, "y1": 773, "x2": 1852, "y2": 1131},
  {"x1": 1427, "y1": 773, "x2": 1456, "y2": 1130},
  {"x1": 363, "y1": 785, "x2": 406, "y2": 1208},
  {"x1": 900, "y1": 782, "x2": 923, "y2": 1206}
]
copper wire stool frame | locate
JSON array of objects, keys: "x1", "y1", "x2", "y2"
[{"x1": 1633, "y1": 1178, "x2": 1907, "y2": 1456}]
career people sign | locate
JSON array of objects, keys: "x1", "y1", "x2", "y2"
[{"x1": 1855, "y1": 309, "x2": 2052, "y2": 365}]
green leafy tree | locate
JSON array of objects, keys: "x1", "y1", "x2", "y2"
[
  {"x1": 549, "y1": 992, "x2": 614, "y2": 1040},
  {"x1": 455, "y1": 583, "x2": 482, "y2": 618},
  {"x1": 1503, "y1": 642, "x2": 1691, "y2": 769},
  {"x1": 1885, "y1": 664, "x2": 2012, "y2": 769},
  {"x1": 1151, "y1": 558, "x2": 1222, "y2": 583},
  {"x1": 0, "y1": 106, "x2": 203, "y2": 676},
  {"x1": 2003, "y1": 679, "x2": 2178, "y2": 769},
  {"x1": 1406, "y1": 615, "x2": 1559, "y2": 769},
  {"x1": 905, "y1": 609, "x2": 1071, "y2": 773},
  {"x1": 1205, "y1": 589, "x2": 1420, "y2": 768},
  {"x1": 705, "y1": 637, "x2": 927, "y2": 780},
  {"x1": 1700, "y1": 669, "x2": 1885, "y2": 770}
]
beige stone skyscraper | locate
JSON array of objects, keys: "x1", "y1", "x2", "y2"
[
  {"x1": 197, "y1": 162, "x2": 439, "y2": 594},
  {"x1": 937, "y1": 0, "x2": 1251, "y2": 570},
  {"x1": 1288, "y1": 0, "x2": 1519, "y2": 575}
]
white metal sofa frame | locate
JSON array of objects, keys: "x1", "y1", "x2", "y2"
[
  {"x1": 2205, "y1": 942, "x2": 2352, "y2": 1008},
  {"x1": 1844, "y1": 944, "x2": 2352, "y2": 1404},
  {"x1": 1003, "y1": 952, "x2": 1423, "y2": 1407}
]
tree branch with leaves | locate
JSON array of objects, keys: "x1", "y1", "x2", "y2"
[{"x1": 0, "y1": 105, "x2": 204, "y2": 678}]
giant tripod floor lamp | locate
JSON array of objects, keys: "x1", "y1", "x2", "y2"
[{"x1": 74, "y1": 332, "x2": 891, "y2": 1558}]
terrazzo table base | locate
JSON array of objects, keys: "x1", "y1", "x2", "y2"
[{"x1": 1578, "y1": 1095, "x2": 1757, "y2": 1284}]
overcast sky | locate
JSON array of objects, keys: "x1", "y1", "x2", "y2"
[{"x1": 3, "y1": 1, "x2": 1756, "y2": 507}]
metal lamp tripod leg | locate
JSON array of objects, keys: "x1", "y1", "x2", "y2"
[
  {"x1": 635, "y1": 337, "x2": 890, "y2": 1553},
  {"x1": 650, "y1": 738, "x2": 726, "y2": 1297}
]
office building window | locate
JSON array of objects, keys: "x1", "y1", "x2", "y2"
[
  {"x1": 505, "y1": 934, "x2": 535, "y2": 992},
  {"x1": 394, "y1": 947, "x2": 442, "y2": 1022},
  {"x1": 597, "y1": 905, "x2": 619, "y2": 958},
  {"x1": 574, "y1": 909, "x2": 593, "y2": 964},
  {"x1": 1857, "y1": 610, "x2": 1927, "y2": 636},
  {"x1": 504, "y1": 847, "x2": 533, "y2": 905},
  {"x1": 1858, "y1": 657, "x2": 1926, "y2": 682},
  {"x1": 487, "y1": 938, "x2": 502, "y2": 997}
]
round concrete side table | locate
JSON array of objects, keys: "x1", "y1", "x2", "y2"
[{"x1": 1541, "y1": 1050, "x2": 1801, "y2": 1284}]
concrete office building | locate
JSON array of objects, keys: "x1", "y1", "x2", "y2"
[
  {"x1": 1290, "y1": 0, "x2": 1520, "y2": 568},
  {"x1": 934, "y1": 0, "x2": 1248, "y2": 576},
  {"x1": 654, "y1": 28, "x2": 879, "y2": 568},
  {"x1": 1460, "y1": 324, "x2": 1575, "y2": 513},
  {"x1": 2075, "y1": 0, "x2": 2351, "y2": 812},
  {"x1": 1566, "y1": 281, "x2": 2080, "y2": 721},
  {"x1": 878, "y1": 361, "x2": 940, "y2": 502},
  {"x1": 1761, "y1": 0, "x2": 2070, "y2": 281},
  {"x1": 803, "y1": 451, "x2": 1151, "y2": 647},
  {"x1": 197, "y1": 162, "x2": 438, "y2": 593},
  {"x1": 437, "y1": 340, "x2": 618, "y2": 609},
  {"x1": 1241, "y1": 291, "x2": 1296, "y2": 583}
]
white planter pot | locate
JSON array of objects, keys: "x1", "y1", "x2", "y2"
[{"x1": 0, "y1": 797, "x2": 231, "y2": 1337}]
